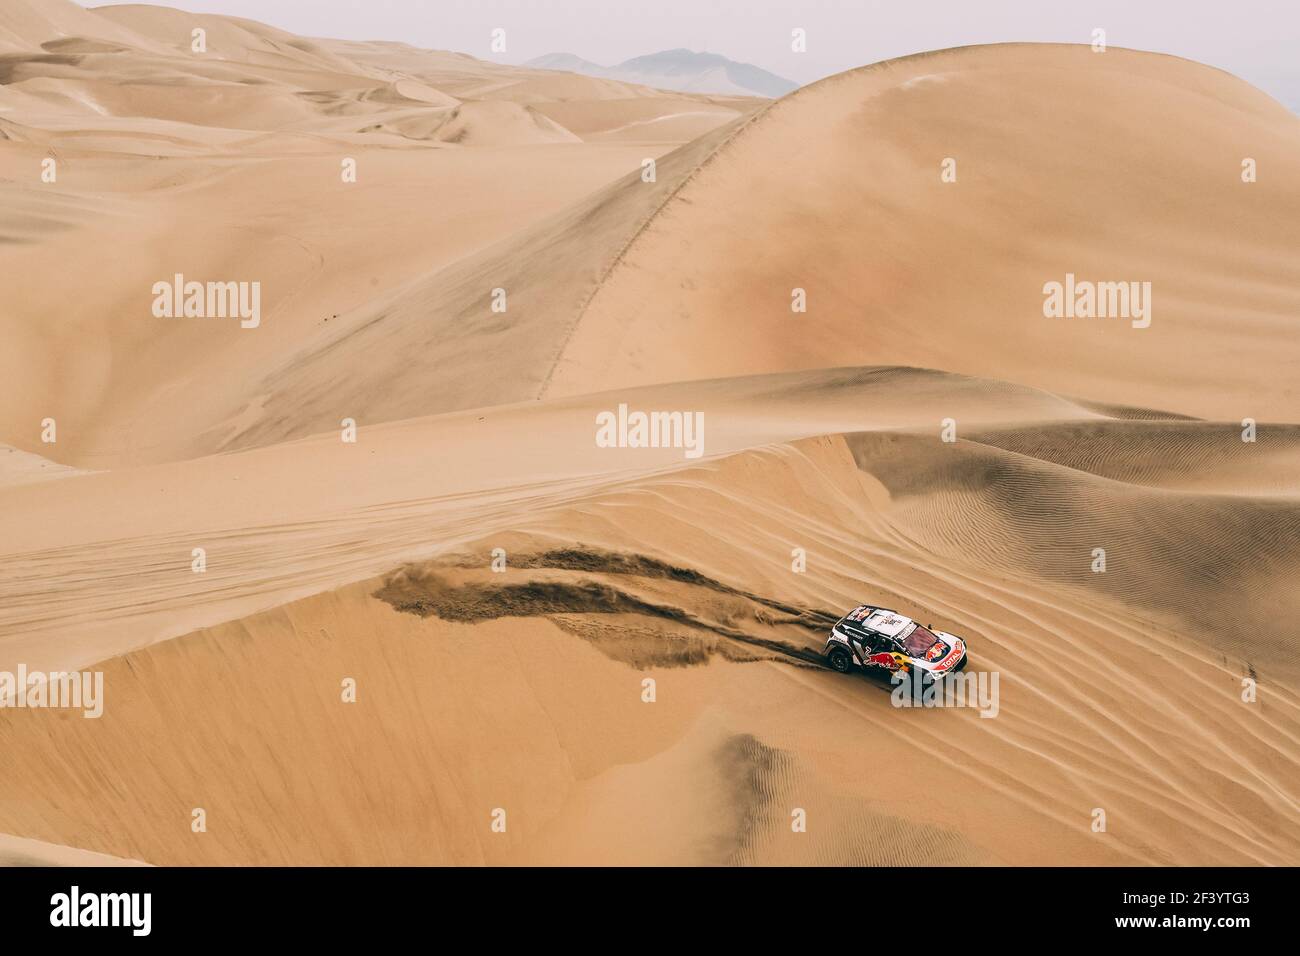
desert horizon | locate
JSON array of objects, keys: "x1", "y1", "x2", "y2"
[{"x1": 0, "y1": 0, "x2": 1297, "y2": 897}]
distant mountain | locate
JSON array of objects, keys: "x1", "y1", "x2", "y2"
[{"x1": 524, "y1": 48, "x2": 798, "y2": 98}]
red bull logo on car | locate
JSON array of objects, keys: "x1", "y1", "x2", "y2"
[{"x1": 866, "y1": 651, "x2": 902, "y2": 670}]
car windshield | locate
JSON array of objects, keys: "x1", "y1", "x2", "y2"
[{"x1": 900, "y1": 624, "x2": 939, "y2": 656}]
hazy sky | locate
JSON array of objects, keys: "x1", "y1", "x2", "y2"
[{"x1": 86, "y1": 0, "x2": 1300, "y2": 110}]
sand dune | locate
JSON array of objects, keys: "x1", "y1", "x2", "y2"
[
  {"x1": 0, "y1": 444, "x2": 86, "y2": 488},
  {"x1": 0, "y1": 4, "x2": 758, "y2": 470},
  {"x1": 0, "y1": 832, "x2": 149, "y2": 867},
  {"x1": 544, "y1": 45, "x2": 1300, "y2": 422},
  {"x1": 4, "y1": 365, "x2": 1297, "y2": 865},
  {"x1": 0, "y1": 0, "x2": 153, "y2": 54},
  {"x1": 93, "y1": 3, "x2": 394, "y2": 78},
  {"x1": 966, "y1": 420, "x2": 1300, "y2": 496},
  {"x1": 1, "y1": 366, "x2": 1114, "y2": 673},
  {"x1": 843, "y1": 430, "x2": 1300, "y2": 675},
  {"x1": 1, "y1": 3, "x2": 1295, "y2": 867},
  {"x1": 3, "y1": 421, "x2": 1296, "y2": 865},
  {"x1": 425, "y1": 99, "x2": 581, "y2": 145}
]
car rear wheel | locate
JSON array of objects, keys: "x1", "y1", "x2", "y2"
[{"x1": 827, "y1": 647, "x2": 854, "y2": 674}]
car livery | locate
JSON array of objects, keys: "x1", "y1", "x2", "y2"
[{"x1": 824, "y1": 605, "x2": 968, "y2": 679}]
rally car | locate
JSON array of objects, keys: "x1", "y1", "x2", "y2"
[{"x1": 825, "y1": 605, "x2": 968, "y2": 679}]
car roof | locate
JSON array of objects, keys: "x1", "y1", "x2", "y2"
[
  {"x1": 840, "y1": 606, "x2": 914, "y2": 637},
  {"x1": 842, "y1": 604, "x2": 882, "y2": 619}
]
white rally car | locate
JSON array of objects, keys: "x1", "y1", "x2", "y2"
[{"x1": 825, "y1": 605, "x2": 968, "y2": 679}]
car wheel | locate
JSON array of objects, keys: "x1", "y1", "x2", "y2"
[
  {"x1": 827, "y1": 647, "x2": 854, "y2": 674},
  {"x1": 955, "y1": 654, "x2": 968, "y2": 672}
]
